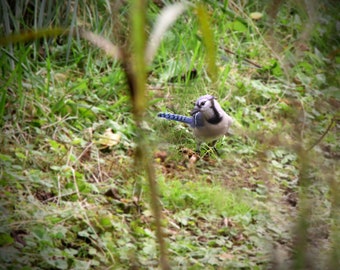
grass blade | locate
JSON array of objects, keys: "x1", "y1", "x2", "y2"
[{"x1": 146, "y1": 2, "x2": 188, "y2": 65}]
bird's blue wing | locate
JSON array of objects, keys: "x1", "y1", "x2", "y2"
[{"x1": 192, "y1": 112, "x2": 204, "y2": 127}]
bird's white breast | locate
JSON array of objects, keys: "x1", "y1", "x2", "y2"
[{"x1": 193, "y1": 113, "x2": 232, "y2": 141}]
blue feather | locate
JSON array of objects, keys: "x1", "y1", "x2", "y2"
[
  {"x1": 157, "y1": 112, "x2": 193, "y2": 126},
  {"x1": 192, "y1": 112, "x2": 204, "y2": 127}
]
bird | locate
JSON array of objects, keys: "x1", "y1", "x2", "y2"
[{"x1": 158, "y1": 94, "x2": 233, "y2": 152}]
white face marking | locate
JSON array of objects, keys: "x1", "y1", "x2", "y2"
[{"x1": 195, "y1": 95, "x2": 214, "y2": 112}]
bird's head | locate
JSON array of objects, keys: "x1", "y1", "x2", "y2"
[{"x1": 191, "y1": 95, "x2": 216, "y2": 115}]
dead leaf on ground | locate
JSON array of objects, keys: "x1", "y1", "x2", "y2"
[
  {"x1": 219, "y1": 252, "x2": 234, "y2": 260},
  {"x1": 96, "y1": 128, "x2": 121, "y2": 148},
  {"x1": 155, "y1": 150, "x2": 167, "y2": 162}
]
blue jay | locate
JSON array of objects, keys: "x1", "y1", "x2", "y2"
[{"x1": 158, "y1": 95, "x2": 233, "y2": 152}]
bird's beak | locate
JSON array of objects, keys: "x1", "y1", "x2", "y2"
[{"x1": 191, "y1": 106, "x2": 200, "y2": 115}]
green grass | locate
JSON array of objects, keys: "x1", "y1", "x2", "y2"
[
  {"x1": 158, "y1": 177, "x2": 255, "y2": 216},
  {"x1": 1, "y1": 0, "x2": 340, "y2": 269}
]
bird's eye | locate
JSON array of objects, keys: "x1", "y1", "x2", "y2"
[{"x1": 200, "y1": 101, "x2": 206, "y2": 106}]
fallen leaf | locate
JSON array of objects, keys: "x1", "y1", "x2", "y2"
[
  {"x1": 189, "y1": 154, "x2": 198, "y2": 165},
  {"x1": 219, "y1": 252, "x2": 234, "y2": 260},
  {"x1": 250, "y1": 12, "x2": 263, "y2": 20},
  {"x1": 154, "y1": 150, "x2": 167, "y2": 162},
  {"x1": 96, "y1": 128, "x2": 121, "y2": 147}
]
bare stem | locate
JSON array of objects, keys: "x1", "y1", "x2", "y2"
[{"x1": 306, "y1": 116, "x2": 336, "y2": 152}]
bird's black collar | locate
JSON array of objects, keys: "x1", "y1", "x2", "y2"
[
  {"x1": 207, "y1": 114, "x2": 223, "y2": 124},
  {"x1": 207, "y1": 98, "x2": 223, "y2": 124}
]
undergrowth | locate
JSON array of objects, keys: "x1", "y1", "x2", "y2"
[{"x1": 0, "y1": 0, "x2": 339, "y2": 269}]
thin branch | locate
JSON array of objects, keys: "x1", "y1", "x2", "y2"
[
  {"x1": 221, "y1": 46, "x2": 262, "y2": 68},
  {"x1": 306, "y1": 116, "x2": 336, "y2": 152}
]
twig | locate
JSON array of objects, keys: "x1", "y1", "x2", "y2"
[
  {"x1": 306, "y1": 116, "x2": 336, "y2": 152},
  {"x1": 221, "y1": 46, "x2": 262, "y2": 68}
]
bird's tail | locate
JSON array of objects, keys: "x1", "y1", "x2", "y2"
[{"x1": 157, "y1": 112, "x2": 193, "y2": 125}]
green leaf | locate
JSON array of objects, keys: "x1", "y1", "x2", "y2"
[
  {"x1": 197, "y1": 4, "x2": 218, "y2": 81},
  {"x1": 232, "y1": 20, "x2": 247, "y2": 32},
  {"x1": 99, "y1": 217, "x2": 112, "y2": 228},
  {"x1": 0, "y1": 233, "x2": 14, "y2": 246}
]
